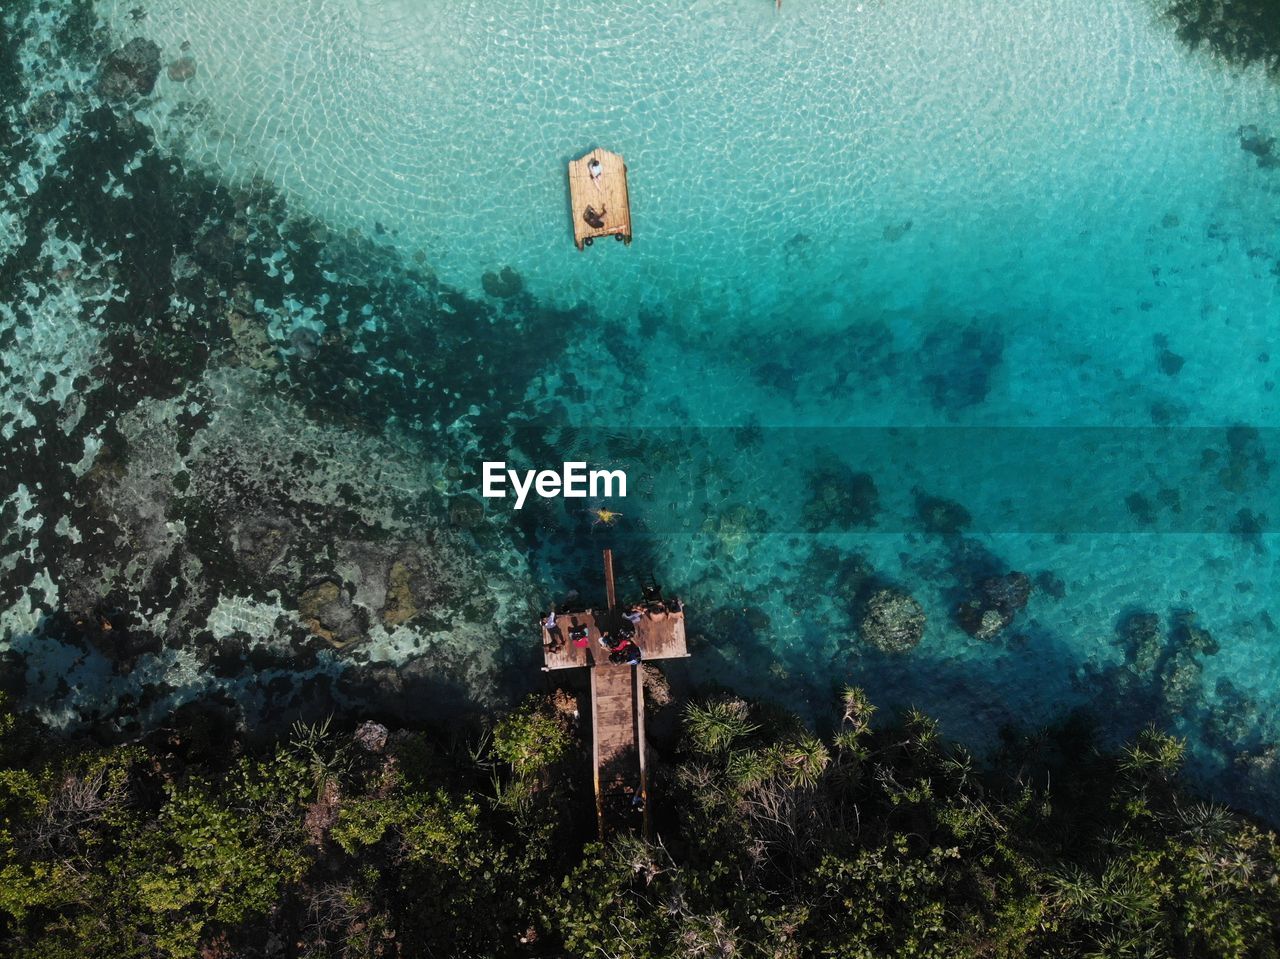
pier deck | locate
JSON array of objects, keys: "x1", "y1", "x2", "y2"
[
  {"x1": 568, "y1": 148, "x2": 632, "y2": 251},
  {"x1": 539, "y1": 550, "x2": 686, "y2": 837},
  {"x1": 541, "y1": 607, "x2": 687, "y2": 671}
]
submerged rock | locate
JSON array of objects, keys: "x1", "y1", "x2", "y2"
[
  {"x1": 381, "y1": 560, "x2": 418, "y2": 627},
  {"x1": 227, "y1": 309, "x2": 280, "y2": 370},
  {"x1": 448, "y1": 495, "x2": 485, "y2": 529},
  {"x1": 298, "y1": 579, "x2": 366, "y2": 648},
  {"x1": 1158, "y1": 348, "x2": 1185, "y2": 376},
  {"x1": 803, "y1": 465, "x2": 879, "y2": 530},
  {"x1": 1033, "y1": 570, "x2": 1066, "y2": 599},
  {"x1": 288, "y1": 326, "x2": 321, "y2": 359},
  {"x1": 1239, "y1": 125, "x2": 1279, "y2": 170},
  {"x1": 231, "y1": 516, "x2": 293, "y2": 575},
  {"x1": 24, "y1": 90, "x2": 65, "y2": 133},
  {"x1": 481, "y1": 265, "x2": 524, "y2": 298},
  {"x1": 167, "y1": 55, "x2": 197, "y2": 82},
  {"x1": 956, "y1": 571, "x2": 1030, "y2": 641},
  {"x1": 913, "y1": 489, "x2": 972, "y2": 534},
  {"x1": 1117, "y1": 612, "x2": 1159, "y2": 672},
  {"x1": 921, "y1": 322, "x2": 1004, "y2": 411},
  {"x1": 858, "y1": 587, "x2": 926, "y2": 653},
  {"x1": 1170, "y1": 609, "x2": 1220, "y2": 657},
  {"x1": 98, "y1": 38, "x2": 162, "y2": 100},
  {"x1": 883, "y1": 219, "x2": 913, "y2": 242},
  {"x1": 830, "y1": 551, "x2": 875, "y2": 608}
]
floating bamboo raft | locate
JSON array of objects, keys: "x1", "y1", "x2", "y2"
[{"x1": 568, "y1": 148, "x2": 632, "y2": 251}]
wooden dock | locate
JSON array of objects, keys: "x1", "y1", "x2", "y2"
[
  {"x1": 568, "y1": 148, "x2": 632, "y2": 251},
  {"x1": 541, "y1": 550, "x2": 688, "y2": 837}
]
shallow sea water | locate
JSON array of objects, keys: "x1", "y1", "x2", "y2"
[{"x1": 81, "y1": 0, "x2": 1280, "y2": 802}]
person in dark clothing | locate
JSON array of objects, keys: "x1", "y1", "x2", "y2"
[{"x1": 583, "y1": 204, "x2": 606, "y2": 229}]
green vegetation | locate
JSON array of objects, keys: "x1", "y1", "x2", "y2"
[
  {"x1": 1, "y1": 689, "x2": 1278, "y2": 957},
  {"x1": 1167, "y1": 0, "x2": 1280, "y2": 75}
]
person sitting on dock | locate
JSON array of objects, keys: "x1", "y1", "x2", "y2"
[
  {"x1": 624, "y1": 605, "x2": 644, "y2": 624},
  {"x1": 609, "y1": 638, "x2": 641, "y2": 665},
  {"x1": 583, "y1": 204, "x2": 606, "y2": 229},
  {"x1": 570, "y1": 623, "x2": 590, "y2": 648},
  {"x1": 588, "y1": 157, "x2": 602, "y2": 183}
]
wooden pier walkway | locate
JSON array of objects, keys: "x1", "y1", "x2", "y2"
[
  {"x1": 568, "y1": 148, "x2": 632, "y2": 251},
  {"x1": 541, "y1": 550, "x2": 688, "y2": 837}
]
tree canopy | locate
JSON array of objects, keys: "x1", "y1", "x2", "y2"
[{"x1": 1, "y1": 688, "x2": 1277, "y2": 957}]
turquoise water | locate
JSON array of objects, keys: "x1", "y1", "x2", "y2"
[
  {"x1": 3, "y1": 0, "x2": 1278, "y2": 809},
  {"x1": 104, "y1": 0, "x2": 1279, "y2": 429}
]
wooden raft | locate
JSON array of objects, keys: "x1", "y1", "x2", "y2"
[
  {"x1": 540, "y1": 550, "x2": 688, "y2": 837},
  {"x1": 568, "y1": 148, "x2": 632, "y2": 251}
]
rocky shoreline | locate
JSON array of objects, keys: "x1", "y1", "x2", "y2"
[{"x1": 1, "y1": 2, "x2": 582, "y2": 736}]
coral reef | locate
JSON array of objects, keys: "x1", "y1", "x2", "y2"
[
  {"x1": 802, "y1": 463, "x2": 879, "y2": 530},
  {"x1": 913, "y1": 489, "x2": 973, "y2": 534},
  {"x1": 857, "y1": 587, "x2": 926, "y2": 653},
  {"x1": 97, "y1": 37, "x2": 160, "y2": 99}
]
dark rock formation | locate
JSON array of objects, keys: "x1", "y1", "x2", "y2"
[
  {"x1": 883, "y1": 219, "x2": 912, "y2": 242},
  {"x1": 297, "y1": 579, "x2": 366, "y2": 649},
  {"x1": 921, "y1": 322, "x2": 1004, "y2": 411},
  {"x1": 1158, "y1": 348, "x2": 1185, "y2": 376},
  {"x1": 1170, "y1": 609, "x2": 1220, "y2": 658},
  {"x1": 98, "y1": 38, "x2": 161, "y2": 100},
  {"x1": 381, "y1": 560, "x2": 418, "y2": 627},
  {"x1": 1169, "y1": 1, "x2": 1280, "y2": 76},
  {"x1": 24, "y1": 90, "x2": 65, "y2": 133},
  {"x1": 1033, "y1": 570, "x2": 1066, "y2": 600},
  {"x1": 448, "y1": 496, "x2": 485, "y2": 529},
  {"x1": 354, "y1": 720, "x2": 389, "y2": 753},
  {"x1": 481, "y1": 265, "x2": 524, "y2": 298},
  {"x1": 956, "y1": 571, "x2": 1030, "y2": 641},
  {"x1": 1116, "y1": 610, "x2": 1220, "y2": 714},
  {"x1": 1239, "y1": 125, "x2": 1279, "y2": 169},
  {"x1": 1119, "y1": 611, "x2": 1162, "y2": 675},
  {"x1": 914, "y1": 489, "x2": 972, "y2": 534},
  {"x1": 231, "y1": 517, "x2": 294, "y2": 576},
  {"x1": 803, "y1": 465, "x2": 879, "y2": 530}
]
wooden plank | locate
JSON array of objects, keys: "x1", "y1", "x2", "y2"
[
  {"x1": 603, "y1": 549, "x2": 616, "y2": 611},
  {"x1": 635, "y1": 665, "x2": 650, "y2": 839},
  {"x1": 590, "y1": 664, "x2": 603, "y2": 838},
  {"x1": 568, "y1": 148, "x2": 632, "y2": 251}
]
